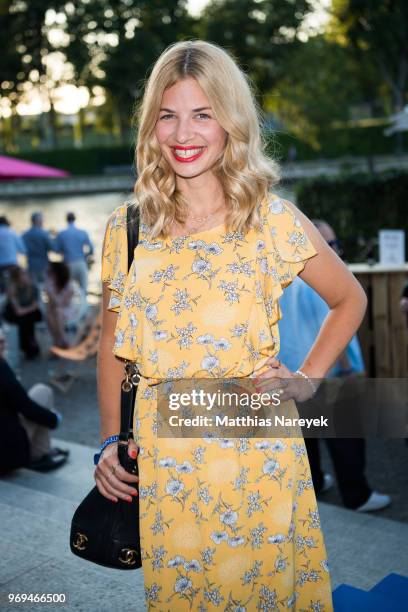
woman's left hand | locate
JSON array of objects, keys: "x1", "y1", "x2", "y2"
[{"x1": 253, "y1": 357, "x2": 315, "y2": 403}]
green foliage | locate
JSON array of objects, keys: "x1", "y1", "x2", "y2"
[
  {"x1": 199, "y1": 0, "x2": 312, "y2": 101},
  {"x1": 332, "y1": 0, "x2": 408, "y2": 111},
  {"x1": 63, "y1": 0, "x2": 194, "y2": 136},
  {"x1": 267, "y1": 124, "x2": 405, "y2": 161},
  {"x1": 267, "y1": 34, "x2": 383, "y2": 149},
  {"x1": 295, "y1": 170, "x2": 408, "y2": 262},
  {"x1": 0, "y1": 0, "x2": 67, "y2": 147},
  {"x1": 1, "y1": 0, "x2": 406, "y2": 157}
]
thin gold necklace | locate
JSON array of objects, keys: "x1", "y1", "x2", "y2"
[
  {"x1": 182, "y1": 202, "x2": 225, "y2": 235},
  {"x1": 189, "y1": 208, "x2": 220, "y2": 222}
]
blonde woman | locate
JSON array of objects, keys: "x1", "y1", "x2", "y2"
[{"x1": 96, "y1": 40, "x2": 366, "y2": 610}]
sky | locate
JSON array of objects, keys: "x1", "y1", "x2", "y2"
[{"x1": 187, "y1": 0, "x2": 211, "y2": 16}]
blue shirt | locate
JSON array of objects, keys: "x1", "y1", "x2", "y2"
[
  {"x1": 277, "y1": 276, "x2": 364, "y2": 376},
  {"x1": 22, "y1": 226, "x2": 53, "y2": 271},
  {"x1": 0, "y1": 225, "x2": 26, "y2": 267},
  {"x1": 54, "y1": 223, "x2": 94, "y2": 263}
]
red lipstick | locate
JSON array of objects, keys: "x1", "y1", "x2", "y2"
[{"x1": 171, "y1": 146, "x2": 205, "y2": 163}]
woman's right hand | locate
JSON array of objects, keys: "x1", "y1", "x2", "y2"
[{"x1": 94, "y1": 439, "x2": 139, "y2": 503}]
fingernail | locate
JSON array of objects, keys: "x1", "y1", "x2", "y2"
[
  {"x1": 130, "y1": 450, "x2": 137, "y2": 459},
  {"x1": 126, "y1": 496, "x2": 132, "y2": 502},
  {"x1": 130, "y1": 489, "x2": 138, "y2": 496}
]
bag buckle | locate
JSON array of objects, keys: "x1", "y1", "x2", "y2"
[{"x1": 122, "y1": 361, "x2": 139, "y2": 392}]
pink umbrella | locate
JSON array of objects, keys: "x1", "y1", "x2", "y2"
[{"x1": 0, "y1": 155, "x2": 70, "y2": 179}]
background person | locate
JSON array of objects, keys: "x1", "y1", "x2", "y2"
[
  {"x1": 44, "y1": 261, "x2": 84, "y2": 349},
  {"x1": 3, "y1": 266, "x2": 42, "y2": 360},
  {"x1": 22, "y1": 211, "x2": 54, "y2": 286},
  {"x1": 0, "y1": 216, "x2": 26, "y2": 293},
  {"x1": 54, "y1": 212, "x2": 94, "y2": 293},
  {"x1": 0, "y1": 325, "x2": 68, "y2": 474},
  {"x1": 278, "y1": 220, "x2": 391, "y2": 512}
]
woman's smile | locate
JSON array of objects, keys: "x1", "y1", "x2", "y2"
[{"x1": 171, "y1": 146, "x2": 206, "y2": 163}]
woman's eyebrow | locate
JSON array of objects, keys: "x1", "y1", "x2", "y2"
[{"x1": 159, "y1": 106, "x2": 212, "y2": 112}]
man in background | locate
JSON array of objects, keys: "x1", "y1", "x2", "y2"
[
  {"x1": 54, "y1": 212, "x2": 93, "y2": 293},
  {"x1": 278, "y1": 219, "x2": 391, "y2": 512},
  {"x1": 22, "y1": 212, "x2": 54, "y2": 285}
]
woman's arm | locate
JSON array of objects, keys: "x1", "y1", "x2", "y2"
[
  {"x1": 18, "y1": 300, "x2": 40, "y2": 316},
  {"x1": 94, "y1": 283, "x2": 139, "y2": 503},
  {"x1": 256, "y1": 202, "x2": 367, "y2": 397},
  {"x1": 292, "y1": 205, "x2": 367, "y2": 379},
  {"x1": 97, "y1": 283, "x2": 126, "y2": 442},
  {"x1": 0, "y1": 359, "x2": 58, "y2": 428}
]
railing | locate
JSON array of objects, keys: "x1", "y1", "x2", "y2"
[
  {"x1": 0, "y1": 175, "x2": 134, "y2": 198},
  {"x1": 1, "y1": 154, "x2": 408, "y2": 198},
  {"x1": 350, "y1": 264, "x2": 408, "y2": 377}
]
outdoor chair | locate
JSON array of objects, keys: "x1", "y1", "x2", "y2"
[{"x1": 48, "y1": 307, "x2": 101, "y2": 393}]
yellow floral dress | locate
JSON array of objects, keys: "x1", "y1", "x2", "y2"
[{"x1": 101, "y1": 194, "x2": 333, "y2": 612}]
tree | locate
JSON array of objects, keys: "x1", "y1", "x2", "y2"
[
  {"x1": 199, "y1": 0, "x2": 312, "y2": 104},
  {"x1": 331, "y1": 0, "x2": 408, "y2": 113},
  {"x1": 0, "y1": 0, "x2": 67, "y2": 148},
  {"x1": 63, "y1": 0, "x2": 194, "y2": 142},
  {"x1": 268, "y1": 34, "x2": 378, "y2": 150}
]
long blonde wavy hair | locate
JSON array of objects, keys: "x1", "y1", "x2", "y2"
[{"x1": 134, "y1": 40, "x2": 280, "y2": 240}]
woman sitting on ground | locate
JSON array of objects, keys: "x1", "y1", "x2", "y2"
[
  {"x1": 0, "y1": 326, "x2": 69, "y2": 474},
  {"x1": 44, "y1": 262, "x2": 84, "y2": 349},
  {"x1": 4, "y1": 266, "x2": 42, "y2": 359}
]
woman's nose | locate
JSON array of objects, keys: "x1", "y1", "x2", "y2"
[{"x1": 174, "y1": 118, "x2": 194, "y2": 143}]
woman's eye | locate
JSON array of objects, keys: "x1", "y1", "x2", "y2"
[
  {"x1": 196, "y1": 113, "x2": 210, "y2": 120},
  {"x1": 159, "y1": 114, "x2": 174, "y2": 120}
]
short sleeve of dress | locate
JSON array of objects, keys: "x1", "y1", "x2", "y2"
[
  {"x1": 101, "y1": 203, "x2": 128, "y2": 312},
  {"x1": 264, "y1": 195, "x2": 317, "y2": 289}
]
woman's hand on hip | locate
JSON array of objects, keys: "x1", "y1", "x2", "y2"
[
  {"x1": 94, "y1": 439, "x2": 139, "y2": 503},
  {"x1": 253, "y1": 357, "x2": 315, "y2": 402}
]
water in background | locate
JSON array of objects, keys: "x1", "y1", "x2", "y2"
[
  {"x1": 0, "y1": 192, "x2": 127, "y2": 295},
  {"x1": 0, "y1": 186, "x2": 294, "y2": 295}
]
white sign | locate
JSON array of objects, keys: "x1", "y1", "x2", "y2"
[{"x1": 379, "y1": 230, "x2": 405, "y2": 266}]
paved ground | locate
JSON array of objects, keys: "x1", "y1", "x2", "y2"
[
  {"x1": 1, "y1": 436, "x2": 407, "y2": 611},
  {"x1": 18, "y1": 350, "x2": 408, "y2": 524}
]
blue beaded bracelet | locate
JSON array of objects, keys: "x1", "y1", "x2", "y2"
[{"x1": 93, "y1": 434, "x2": 119, "y2": 465}]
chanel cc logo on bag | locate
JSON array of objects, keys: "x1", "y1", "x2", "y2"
[
  {"x1": 72, "y1": 532, "x2": 88, "y2": 551},
  {"x1": 119, "y1": 548, "x2": 138, "y2": 565}
]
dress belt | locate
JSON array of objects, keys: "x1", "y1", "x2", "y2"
[{"x1": 137, "y1": 355, "x2": 274, "y2": 388}]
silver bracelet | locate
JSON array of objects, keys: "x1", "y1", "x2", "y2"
[{"x1": 294, "y1": 369, "x2": 317, "y2": 396}]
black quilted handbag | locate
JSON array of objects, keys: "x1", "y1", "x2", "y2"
[{"x1": 70, "y1": 204, "x2": 142, "y2": 570}]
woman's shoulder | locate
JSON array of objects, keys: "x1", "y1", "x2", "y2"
[
  {"x1": 261, "y1": 191, "x2": 299, "y2": 219},
  {"x1": 101, "y1": 202, "x2": 135, "y2": 285},
  {"x1": 106, "y1": 202, "x2": 128, "y2": 230},
  {"x1": 260, "y1": 191, "x2": 317, "y2": 263},
  {"x1": 105, "y1": 200, "x2": 142, "y2": 237}
]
